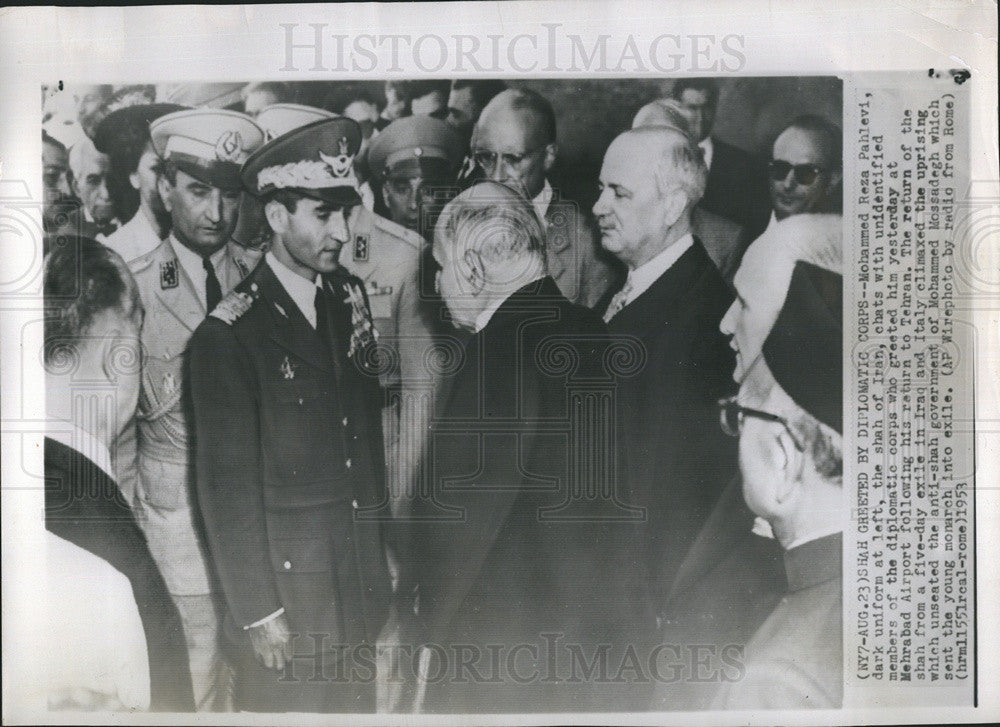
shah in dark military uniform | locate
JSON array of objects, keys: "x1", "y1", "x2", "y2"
[{"x1": 188, "y1": 117, "x2": 391, "y2": 713}]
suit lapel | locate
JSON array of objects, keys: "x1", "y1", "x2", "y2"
[
  {"x1": 609, "y1": 240, "x2": 710, "y2": 335},
  {"x1": 255, "y1": 264, "x2": 336, "y2": 374}
]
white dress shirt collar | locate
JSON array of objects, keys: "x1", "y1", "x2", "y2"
[
  {"x1": 47, "y1": 419, "x2": 114, "y2": 482},
  {"x1": 620, "y1": 233, "x2": 694, "y2": 308},
  {"x1": 699, "y1": 136, "x2": 714, "y2": 171},
  {"x1": 531, "y1": 179, "x2": 554, "y2": 228},
  {"x1": 763, "y1": 210, "x2": 780, "y2": 236},
  {"x1": 473, "y1": 274, "x2": 547, "y2": 333},
  {"x1": 170, "y1": 235, "x2": 228, "y2": 308},
  {"x1": 266, "y1": 252, "x2": 322, "y2": 329}
]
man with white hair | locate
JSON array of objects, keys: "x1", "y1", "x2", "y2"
[
  {"x1": 631, "y1": 97, "x2": 751, "y2": 282},
  {"x1": 713, "y1": 261, "x2": 844, "y2": 709},
  {"x1": 412, "y1": 181, "x2": 648, "y2": 712},
  {"x1": 471, "y1": 88, "x2": 618, "y2": 307},
  {"x1": 593, "y1": 126, "x2": 736, "y2": 608}
]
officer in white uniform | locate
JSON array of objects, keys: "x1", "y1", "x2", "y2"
[{"x1": 127, "y1": 108, "x2": 264, "y2": 710}]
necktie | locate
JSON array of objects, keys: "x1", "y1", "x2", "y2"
[
  {"x1": 314, "y1": 284, "x2": 334, "y2": 359},
  {"x1": 203, "y1": 256, "x2": 222, "y2": 312},
  {"x1": 603, "y1": 280, "x2": 633, "y2": 323}
]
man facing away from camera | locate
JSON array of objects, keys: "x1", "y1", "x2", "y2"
[
  {"x1": 411, "y1": 181, "x2": 650, "y2": 713},
  {"x1": 470, "y1": 88, "x2": 619, "y2": 308},
  {"x1": 188, "y1": 117, "x2": 391, "y2": 713}
]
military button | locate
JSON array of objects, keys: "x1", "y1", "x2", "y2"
[
  {"x1": 352, "y1": 499, "x2": 359, "y2": 510},
  {"x1": 345, "y1": 458, "x2": 352, "y2": 469},
  {"x1": 283, "y1": 560, "x2": 292, "y2": 570},
  {"x1": 298, "y1": 398, "x2": 304, "y2": 405},
  {"x1": 342, "y1": 416, "x2": 349, "y2": 427}
]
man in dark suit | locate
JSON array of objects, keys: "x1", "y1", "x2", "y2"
[
  {"x1": 43, "y1": 235, "x2": 194, "y2": 711},
  {"x1": 671, "y1": 78, "x2": 770, "y2": 239},
  {"x1": 593, "y1": 126, "x2": 737, "y2": 611},
  {"x1": 188, "y1": 118, "x2": 391, "y2": 712},
  {"x1": 470, "y1": 88, "x2": 621, "y2": 308},
  {"x1": 712, "y1": 262, "x2": 844, "y2": 709},
  {"x1": 412, "y1": 181, "x2": 651, "y2": 712}
]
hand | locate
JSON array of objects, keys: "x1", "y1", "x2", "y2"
[{"x1": 248, "y1": 613, "x2": 293, "y2": 671}]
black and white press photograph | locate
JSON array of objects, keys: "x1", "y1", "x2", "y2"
[
  {"x1": 3, "y1": 4, "x2": 994, "y2": 723},
  {"x1": 35, "y1": 74, "x2": 847, "y2": 714}
]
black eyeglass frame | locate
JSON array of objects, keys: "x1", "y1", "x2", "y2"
[
  {"x1": 717, "y1": 396, "x2": 805, "y2": 451},
  {"x1": 768, "y1": 159, "x2": 825, "y2": 186},
  {"x1": 469, "y1": 143, "x2": 549, "y2": 173}
]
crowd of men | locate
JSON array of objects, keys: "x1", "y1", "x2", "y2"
[{"x1": 40, "y1": 77, "x2": 845, "y2": 713}]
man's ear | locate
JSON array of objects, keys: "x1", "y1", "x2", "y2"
[
  {"x1": 462, "y1": 248, "x2": 486, "y2": 295},
  {"x1": 157, "y1": 176, "x2": 174, "y2": 213},
  {"x1": 660, "y1": 187, "x2": 688, "y2": 230},
  {"x1": 542, "y1": 142, "x2": 557, "y2": 174},
  {"x1": 264, "y1": 200, "x2": 289, "y2": 235},
  {"x1": 129, "y1": 170, "x2": 141, "y2": 192},
  {"x1": 827, "y1": 168, "x2": 843, "y2": 192},
  {"x1": 773, "y1": 426, "x2": 805, "y2": 504}
]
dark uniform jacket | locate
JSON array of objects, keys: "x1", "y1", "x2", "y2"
[
  {"x1": 188, "y1": 261, "x2": 391, "y2": 665},
  {"x1": 412, "y1": 276, "x2": 652, "y2": 712},
  {"x1": 44, "y1": 437, "x2": 195, "y2": 712},
  {"x1": 600, "y1": 239, "x2": 738, "y2": 609}
]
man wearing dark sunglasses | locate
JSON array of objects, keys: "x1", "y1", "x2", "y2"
[{"x1": 768, "y1": 115, "x2": 843, "y2": 225}]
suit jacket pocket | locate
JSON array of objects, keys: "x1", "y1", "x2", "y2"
[{"x1": 270, "y1": 536, "x2": 345, "y2": 647}]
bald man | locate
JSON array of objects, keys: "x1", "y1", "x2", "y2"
[{"x1": 470, "y1": 88, "x2": 619, "y2": 308}]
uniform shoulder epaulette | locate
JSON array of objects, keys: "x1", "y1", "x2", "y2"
[
  {"x1": 127, "y1": 245, "x2": 160, "y2": 274},
  {"x1": 209, "y1": 288, "x2": 255, "y2": 325},
  {"x1": 373, "y1": 214, "x2": 423, "y2": 250}
]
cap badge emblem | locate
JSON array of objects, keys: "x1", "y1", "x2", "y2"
[
  {"x1": 318, "y1": 136, "x2": 353, "y2": 179},
  {"x1": 215, "y1": 130, "x2": 244, "y2": 162}
]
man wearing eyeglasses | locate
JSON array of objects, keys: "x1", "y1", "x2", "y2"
[
  {"x1": 712, "y1": 260, "x2": 844, "y2": 709},
  {"x1": 767, "y1": 115, "x2": 843, "y2": 230},
  {"x1": 470, "y1": 88, "x2": 618, "y2": 308}
]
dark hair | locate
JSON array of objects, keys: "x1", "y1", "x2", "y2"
[
  {"x1": 503, "y1": 88, "x2": 557, "y2": 144},
  {"x1": 784, "y1": 114, "x2": 843, "y2": 171},
  {"x1": 407, "y1": 80, "x2": 452, "y2": 101},
  {"x1": 321, "y1": 82, "x2": 382, "y2": 114},
  {"x1": 670, "y1": 77, "x2": 720, "y2": 104},
  {"x1": 152, "y1": 157, "x2": 178, "y2": 186},
  {"x1": 44, "y1": 236, "x2": 139, "y2": 365},
  {"x1": 451, "y1": 79, "x2": 508, "y2": 111},
  {"x1": 262, "y1": 188, "x2": 304, "y2": 215},
  {"x1": 42, "y1": 130, "x2": 67, "y2": 153},
  {"x1": 384, "y1": 80, "x2": 412, "y2": 100}
]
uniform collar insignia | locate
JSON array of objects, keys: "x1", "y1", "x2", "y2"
[{"x1": 160, "y1": 259, "x2": 179, "y2": 289}]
